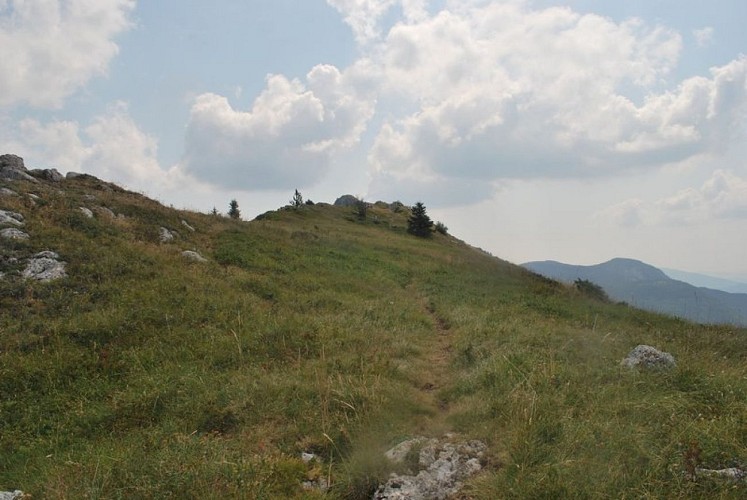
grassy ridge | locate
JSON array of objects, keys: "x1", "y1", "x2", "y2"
[{"x1": 1, "y1": 177, "x2": 745, "y2": 498}]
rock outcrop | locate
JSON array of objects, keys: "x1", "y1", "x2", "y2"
[
  {"x1": 0, "y1": 154, "x2": 37, "y2": 182},
  {"x1": 160, "y1": 227, "x2": 175, "y2": 242},
  {"x1": 621, "y1": 345, "x2": 676, "y2": 370},
  {"x1": 0, "y1": 228, "x2": 29, "y2": 240},
  {"x1": 22, "y1": 251, "x2": 67, "y2": 282},
  {"x1": 334, "y1": 194, "x2": 359, "y2": 207},
  {"x1": 0, "y1": 490, "x2": 25, "y2": 500},
  {"x1": 30, "y1": 168, "x2": 64, "y2": 182},
  {"x1": 0, "y1": 210, "x2": 24, "y2": 227},
  {"x1": 182, "y1": 250, "x2": 207, "y2": 263},
  {"x1": 374, "y1": 436, "x2": 486, "y2": 500}
]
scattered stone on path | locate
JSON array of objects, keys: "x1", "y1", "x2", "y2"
[
  {"x1": 181, "y1": 219, "x2": 196, "y2": 232},
  {"x1": 621, "y1": 345, "x2": 676, "y2": 370},
  {"x1": 22, "y1": 251, "x2": 67, "y2": 282},
  {"x1": 374, "y1": 436, "x2": 487, "y2": 500},
  {"x1": 182, "y1": 250, "x2": 207, "y2": 263},
  {"x1": 160, "y1": 227, "x2": 175, "y2": 242},
  {"x1": 0, "y1": 228, "x2": 29, "y2": 240},
  {"x1": 0, "y1": 210, "x2": 24, "y2": 226},
  {"x1": 79, "y1": 207, "x2": 94, "y2": 218}
]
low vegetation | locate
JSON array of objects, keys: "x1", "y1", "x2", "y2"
[{"x1": 1, "y1": 176, "x2": 745, "y2": 498}]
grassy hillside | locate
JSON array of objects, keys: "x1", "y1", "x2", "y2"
[{"x1": 1, "y1": 176, "x2": 745, "y2": 498}]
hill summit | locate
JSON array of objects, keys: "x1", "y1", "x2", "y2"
[{"x1": 1, "y1": 154, "x2": 745, "y2": 498}]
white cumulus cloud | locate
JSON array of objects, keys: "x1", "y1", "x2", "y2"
[
  {"x1": 178, "y1": 65, "x2": 375, "y2": 190},
  {"x1": 353, "y1": 2, "x2": 747, "y2": 205},
  {"x1": 0, "y1": 102, "x2": 165, "y2": 187},
  {"x1": 0, "y1": 0, "x2": 135, "y2": 109}
]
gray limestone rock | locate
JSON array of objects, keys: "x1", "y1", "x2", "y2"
[
  {"x1": 0, "y1": 154, "x2": 37, "y2": 183},
  {"x1": 22, "y1": 251, "x2": 67, "y2": 282},
  {"x1": 30, "y1": 168, "x2": 64, "y2": 182},
  {"x1": 374, "y1": 436, "x2": 486, "y2": 500},
  {"x1": 181, "y1": 219, "x2": 196, "y2": 232},
  {"x1": 334, "y1": 194, "x2": 359, "y2": 207},
  {"x1": 0, "y1": 187, "x2": 18, "y2": 197},
  {"x1": 160, "y1": 227, "x2": 175, "y2": 242},
  {"x1": 696, "y1": 467, "x2": 746, "y2": 482},
  {"x1": 96, "y1": 206, "x2": 116, "y2": 218},
  {"x1": 621, "y1": 345, "x2": 676, "y2": 370},
  {"x1": 0, "y1": 210, "x2": 24, "y2": 226},
  {"x1": 0, "y1": 490, "x2": 25, "y2": 500},
  {"x1": 79, "y1": 207, "x2": 94, "y2": 218},
  {"x1": 182, "y1": 250, "x2": 207, "y2": 263},
  {"x1": 0, "y1": 228, "x2": 29, "y2": 240}
]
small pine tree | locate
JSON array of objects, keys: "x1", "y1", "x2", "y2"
[
  {"x1": 228, "y1": 199, "x2": 240, "y2": 219},
  {"x1": 435, "y1": 221, "x2": 448, "y2": 235},
  {"x1": 211, "y1": 206, "x2": 219, "y2": 217},
  {"x1": 355, "y1": 198, "x2": 367, "y2": 220},
  {"x1": 407, "y1": 201, "x2": 433, "y2": 237},
  {"x1": 290, "y1": 189, "x2": 304, "y2": 208}
]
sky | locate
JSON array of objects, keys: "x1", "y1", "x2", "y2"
[{"x1": 1, "y1": 0, "x2": 746, "y2": 279}]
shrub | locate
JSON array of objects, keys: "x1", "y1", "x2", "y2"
[
  {"x1": 435, "y1": 221, "x2": 448, "y2": 235},
  {"x1": 574, "y1": 278, "x2": 610, "y2": 302}
]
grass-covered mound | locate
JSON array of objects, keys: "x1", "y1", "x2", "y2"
[{"x1": 1, "y1": 176, "x2": 745, "y2": 498}]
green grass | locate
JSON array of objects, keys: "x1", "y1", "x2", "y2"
[{"x1": 1, "y1": 177, "x2": 745, "y2": 498}]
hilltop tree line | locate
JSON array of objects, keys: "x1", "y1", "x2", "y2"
[{"x1": 220, "y1": 194, "x2": 447, "y2": 238}]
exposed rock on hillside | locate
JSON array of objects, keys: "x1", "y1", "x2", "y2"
[
  {"x1": 160, "y1": 227, "x2": 175, "y2": 242},
  {"x1": 22, "y1": 251, "x2": 67, "y2": 282},
  {"x1": 182, "y1": 250, "x2": 207, "y2": 263},
  {"x1": 0, "y1": 154, "x2": 37, "y2": 182},
  {"x1": 374, "y1": 436, "x2": 486, "y2": 499},
  {"x1": 0, "y1": 210, "x2": 24, "y2": 226},
  {"x1": 0, "y1": 490, "x2": 25, "y2": 500},
  {"x1": 1, "y1": 228, "x2": 29, "y2": 240},
  {"x1": 79, "y1": 207, "x2": 94, "y2": 218},
  {"x1": 334, "y1": 194, "x2": 359, "y2": 207},
  {"x1": 621, "y1": 345, "x2": 675, "y2": 370},
  {"x1": 30, "y1": 168, "x2": 64, "y2": 182},
  {"x1": 0, "y1": 187, "x2": 18, "y2": 197}
]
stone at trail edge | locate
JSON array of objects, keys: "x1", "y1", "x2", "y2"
[
  {"x1": 374, "y1": 436, "x2": 486, "y2": 500},
  {"x1": 621, "y1": 345, "x2": 676, "y2": 370}
]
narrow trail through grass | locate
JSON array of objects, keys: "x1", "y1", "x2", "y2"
[{"x1": 409, "y1": 285, "x2": 458, "y2": 436}]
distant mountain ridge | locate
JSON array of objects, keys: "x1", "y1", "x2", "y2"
[
  {"x1": 662, "y1": 268, "x2": 747, "y2": 294},
  {"x1": 522, "y1": 258, "x2": 747, "y2": 327}
]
